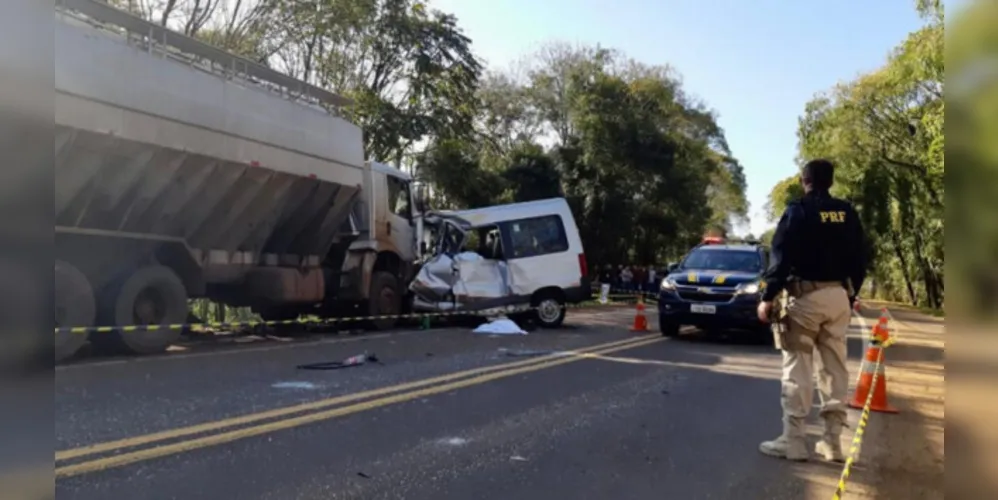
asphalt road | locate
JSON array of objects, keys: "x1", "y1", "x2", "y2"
[{"x1": 55, "y1": 306, "x2": 869, "y2": 500}]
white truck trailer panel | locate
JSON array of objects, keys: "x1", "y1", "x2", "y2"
[{"x1": 55, "y1": 0, "x2": 366, "y2": 264}]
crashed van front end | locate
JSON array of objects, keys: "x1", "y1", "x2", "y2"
[{"x1": 409, "y1": 213, "x2": 532, "y2": 317}]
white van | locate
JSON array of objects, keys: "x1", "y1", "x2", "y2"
[{"x1": 410, "y1": 198, "x2": 591, "y2": 327}]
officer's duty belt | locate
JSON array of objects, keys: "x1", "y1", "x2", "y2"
[{"x1": 787, "y1": 280, "x2": 843, "y2": 298}]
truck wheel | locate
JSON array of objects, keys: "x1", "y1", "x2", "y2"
[
  {"x1": 533, "y1": 291, "x2": 566, "y2": 328},
  {"x1": 91, "y1": 265, "x2": 187, "y2": 355},
  {"x1": 54, "y1": 261, "x2": 95, "y2": 362},
  {"x1": 367, "y1": 271, "x2": 401, "y2": 330}
]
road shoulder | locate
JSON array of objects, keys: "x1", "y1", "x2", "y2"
[{"x1": 839, "y1": 305, "x2": 945, "y2": 499}]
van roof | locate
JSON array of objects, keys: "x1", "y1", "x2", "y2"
[{"x1": 440, "y1": 198, "x2": 571, "y2": 228}]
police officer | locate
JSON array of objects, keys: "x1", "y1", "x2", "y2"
[{"x1": 756, "y1": 159, "x2": 867, "y2": 462}]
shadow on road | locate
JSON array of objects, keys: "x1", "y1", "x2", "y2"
[
  {"x1": 675, "y1": 328, "x2": 773, "y2": 348},
  {"x1": 846, "y1": 336, "x2": 944, "y2": 364}
]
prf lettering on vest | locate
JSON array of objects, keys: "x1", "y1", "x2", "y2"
[{"x1": 820, "y1": 210, "x2": 847, "y2": 223}]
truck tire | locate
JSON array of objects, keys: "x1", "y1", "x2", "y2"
[
  {"x1": 367, "y1": 271, "x2": 401, "y2": 330},
  {"x1": 54, "y1": 260, "x2": 95, "y2": 362},
  {"x1": 91, "y1": 265, "x2": 187, "y2": 355}
]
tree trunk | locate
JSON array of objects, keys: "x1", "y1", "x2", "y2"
[
  {"x1": 890, "y1": 231, "x2": 917, "y2": 304},
  {"x1": 910, "y1": 225, "x2": 942, "y2": 308}
]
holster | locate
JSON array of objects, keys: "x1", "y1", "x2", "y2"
[
  {"x1": 771, "y1": 280, "x2": 844, "y2": 352},
  {"x1": 769, "y1": 291, "x2": 791, "y2": 351}
]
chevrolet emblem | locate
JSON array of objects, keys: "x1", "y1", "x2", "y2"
[{"x1": 697, "y1": 287, "x2": 713, "y2": 294}]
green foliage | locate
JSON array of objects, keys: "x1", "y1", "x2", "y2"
[
  {"x1": 122, "y1": 1, "x2": 749, "y2": 269},
  {"x1": 262, "y1": 0, "x2": 484, "y2": 165},
  {"x1": 778, "y1": 3, "x2": 944, "y2": 309},
  {"x1": 765, "y1": 175, "x2": 804, "y2": 222},
  {"x1": 419, "y1": 44, "x2": 749, "y2": 266},
  {"x1": 501, "y1": 144, "x2": 564, "y2": 203}
]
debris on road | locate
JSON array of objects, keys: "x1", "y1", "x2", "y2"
[
  {"x1": 438, "y1": 437, "x2": 470, "y2": 446},
  {"x1": 473, "y1": 318, "x2": 527, "y2": 335},
  {"x1": 356, "y1": 472, "x2": 372, "y2": 479},
  {"x1": 510, "y1": 455, "x2": 529, "y2": 462},
  {"x1": 296, "y1": 353, "x2": 380, "y2": 370},
  {"x1": 272, "y1": 381, "x2": 320, "y2": 390}
]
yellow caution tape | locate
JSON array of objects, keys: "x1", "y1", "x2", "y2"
[
  {"x1": 593, "y1": 285, "x2": 660, "y2": 300},
  {"x1": 832, "y1": 340, "x2": 894, "y2": 500},
  {"x1": 55, "y1": 299, "x2": 638, "y2": 335}
]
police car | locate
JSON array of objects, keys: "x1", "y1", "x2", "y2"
[{"x1": 657, "y1": 236, "x2": 770, "y2": 338}]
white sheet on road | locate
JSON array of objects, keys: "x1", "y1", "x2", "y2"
[{"x1": 473, "y1": 318, "x2": 527, "y2": 335}]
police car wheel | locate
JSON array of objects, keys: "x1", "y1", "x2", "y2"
[{"x1": 660, "y1": 318, "x2": 680, "y2": 337}]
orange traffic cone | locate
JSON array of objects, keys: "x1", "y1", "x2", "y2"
[
  {"x1": 630, "y1": 296, "x2": 649, "y2": 332},
  {"x1": 871, "y1": 310, "x2": 891, "y2": 344},
  {"x1": 848, "y1": 319, "x2": 898, "y2": 413}
]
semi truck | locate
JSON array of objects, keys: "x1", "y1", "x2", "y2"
[{"x1": 54, "y1": 0, "x2": 424, "y2": 361}]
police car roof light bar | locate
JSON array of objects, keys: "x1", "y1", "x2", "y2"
[{"x1": 727, "y1": 238, "x2": 762, "y2": 246}]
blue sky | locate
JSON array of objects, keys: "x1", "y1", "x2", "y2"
[{"x1": 428, "y1": 0, "x2": 927, "y2": 236}]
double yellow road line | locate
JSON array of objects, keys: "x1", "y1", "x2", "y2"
[{"x1": 56, "y1": 334, "x2": 664, "y2": 478}]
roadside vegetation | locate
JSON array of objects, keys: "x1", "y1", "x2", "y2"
[{"x1": 765, "y1": 0, "x2": 945, "y2": 311}]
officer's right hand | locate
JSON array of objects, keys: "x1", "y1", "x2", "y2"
[{"x1": 757, "y1": 301, "x2": 773, "y2": 324}]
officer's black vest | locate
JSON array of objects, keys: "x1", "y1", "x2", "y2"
[{"x1": 789, "y1": 192, "x2": 855, "y2": 283}]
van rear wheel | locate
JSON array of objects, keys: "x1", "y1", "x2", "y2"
[{"x1": 533, "y1": 292, "x2": 566, "y2": 328}]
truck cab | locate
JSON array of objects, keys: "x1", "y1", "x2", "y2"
[{"x1": 325, "y1": 161, "x2": 423, "y2": 329}]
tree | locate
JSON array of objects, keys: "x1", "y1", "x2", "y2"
[
  {"x1": 264, "y1": 0, "x2": 484, "y2": 167},
  {"x1": 475, "y1": 72, "x2": 543, "y2": 154},
  {"x1": 783, "y1": 1, "x2": 944, "y2": 309},
  {"x1": 765, "y1": 175, "x2": 804, "y2": 222},
  {"x1": 417, "y1": 42, "x2": 749, "y2": 266},
  {"x1": 106, "y1": 0, "x2": 749, "y2": 271},
  {"x1": 500, "y1": 144, "x2": 563, "y2": 203}
]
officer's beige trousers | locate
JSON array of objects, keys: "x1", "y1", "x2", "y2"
[{"x1": 781, "y1": 286, "x2": 851, "y2": 439}]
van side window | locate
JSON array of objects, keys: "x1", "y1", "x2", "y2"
[
  {"x1": 502, "y1": 215, "x2": 568, "y2": 259},
  {"x1": 460, "y1": 226, "x2": 503, "y2": 260}
]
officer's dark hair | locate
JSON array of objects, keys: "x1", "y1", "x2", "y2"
[{"x1": 801, "y1": 159, "x2": 835, "y2": 192}]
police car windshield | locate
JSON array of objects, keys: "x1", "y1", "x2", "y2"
[{"x1": 680, "y1": 249, "x2": 762, "y2": 273}]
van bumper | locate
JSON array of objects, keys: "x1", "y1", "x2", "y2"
[{"x1": 565, "y1": 278, "x2": 593, "y2": 304}]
